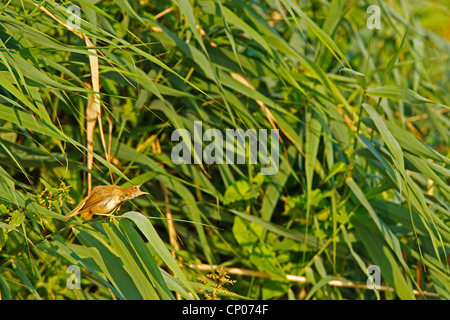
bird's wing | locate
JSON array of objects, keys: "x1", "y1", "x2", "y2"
[
  {"x1": 76, "y1": 186, "x2": 122, "y2": 213},
  {"x1": 74, "y1": 188, "x2": 104, "y2": 213}
]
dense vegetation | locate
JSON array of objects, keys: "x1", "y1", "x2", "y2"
[{"x1": 0, "y1": 0, "x2": 449, "y2": 300}]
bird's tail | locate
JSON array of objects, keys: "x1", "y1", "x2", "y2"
[
  {"x1": 62, "y1": 209, "x2": 80, "y2": 221},
  {"x1": 62, "y1": 199, "x2": 87, "y2": 221}
]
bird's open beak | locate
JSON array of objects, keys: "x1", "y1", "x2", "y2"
[{"x1": 138, "y1": 183, "x2": 149, "y2": 195}]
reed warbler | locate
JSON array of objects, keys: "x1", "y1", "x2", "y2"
[{"x1": 62, "y1": 183, "x2": 148, "y2": 221}]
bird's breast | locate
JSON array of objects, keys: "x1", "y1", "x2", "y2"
[{"x1": 95, "y1": 198, "x2": 122, "y2": 213}]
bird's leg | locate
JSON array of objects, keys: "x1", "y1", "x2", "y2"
[
  {"x1": 95, "y1": 205, "x2": 121, "y2": 221},
  {"x1": 108, "y1": 204, "x2": 122, "y2": 221},
  {"x1": 94, "y1": 212, "x2": 115, "y2": 216},
  {"x1": 93, "y1": 211, "x2": 115, "y2": 221},
  {"x1": 94, "y1": 203, "x2": 124, "y2": 222}
]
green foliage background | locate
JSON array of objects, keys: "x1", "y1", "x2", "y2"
[{"x1": 0, "y1": 0, "x2": 449, "y2": 300}]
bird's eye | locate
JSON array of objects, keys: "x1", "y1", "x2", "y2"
[{"x1": 135, "y1": 186, "x2": 138, "y2": 189}]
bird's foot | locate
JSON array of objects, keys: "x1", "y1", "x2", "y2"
[{"x1": 94, "y1": 213, "x2": 116, "y2": 222}]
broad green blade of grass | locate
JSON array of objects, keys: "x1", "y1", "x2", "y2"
[
  {"x1": 0, "y1": 273, "x2": 13, "y2": 300},
  {"x1": 73, "y1": 230, "x2": 139, "y2": 298},
  {"x1": 352, "y1": 218, "x2": 415, "y2": 300},
  {"x1": 102, "y1": 222, "x2": 160, "y2": 299},
  {"x1": 261, "y1": 145, "x2": 296, "y2": 223},
  {"x1": 315, "y1": 0, "x2": 345, "y2": 69},
  {"x1": 366, "y1": 85, "x2": 436, "y2": 105},
  {"x1": 304, "y1": 108, "x2": 322, "y2": 256},
  {"x1": 123, "y1": 211, "x2": 198, "y2": 299},
  {"x1": 118, "y1": 219, "x2": 174, "y2": 299},
  {"x1": 173, "y1": 0, "x2": 208, "y2": 55},
  {"x1": 281, "y1": 0, "x2": 350, "y2": 68},
  {"x1": 346, "y1": 178, "x2": 413, "y2": 278},
  {"x1": 362, "y1": 103, "x2": 405, "y2": 180},
  {"x1": 341, "y1": 226, "x2": 381, "y2": 299},
  {"x1": 12, "y1": 261, "x2": 41, "y2": 300},
  {"x1": 305, "y1": 275, "x2": 343, "y2": 300},
  {"x1": 384, "y1": 121, "x2": 450, "y2": 165}
]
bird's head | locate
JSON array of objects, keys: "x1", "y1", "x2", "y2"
[{"x1": 123, "y1": 183, "x2": 149, "y2": 200}]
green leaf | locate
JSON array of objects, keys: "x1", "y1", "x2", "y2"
[
  {"x1": 362, "y1": 103, "x2": 405, "y2": 191},
  {"x1": 118, "y1": 219, "x2": 174, "y2": 299},
  {"x1": 102, "y1": 222, "x2": 160, "y2": 299},
  {"x1": 261, "y1": 278, "x2": 289, "y2": 300},
  {"x1": 281, "y1": 0, "x2": 350, "y2": 68},
  {"x1": 366, "y1": 85, "x2": 434, "y2": 104},
  {"x1": 12, "y1": 261, "x2": 42, "y2": 300},
  {"x1": 224, "y1": 180, "x2": 260, "y2": 204},
  {"x1": 122, "y1": 211, "x2": 198, "y2": 299},
  {"x1": 9, "y1": 210, "x2": 24, "y2": 228},
  {"x1": 346, "y1": 178, "x2": 404, "y2": 259},
  {"x1": 339, "y1": 68, "x2": 367, "y2": 90},
  {"x1": 353, "y1": 218, "x2": 415, "y2": 300},
  {"x1": 232, "y1": 216, "x2": 262, "y2": 248}
]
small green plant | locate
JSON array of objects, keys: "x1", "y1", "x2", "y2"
[
  {"x1": 35, "y1": 179, "x2": 74, "y2": 214},
  {"x1": 198, "y1": 267, "x2": 237, "y2": 300},
  {"x1": 0, "y1": 204, "x2": 25, "y2": 252}
]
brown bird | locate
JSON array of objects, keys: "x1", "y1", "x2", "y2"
[{"x1": 62, "y1": 184, "x2": 148, "y2": 221}]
